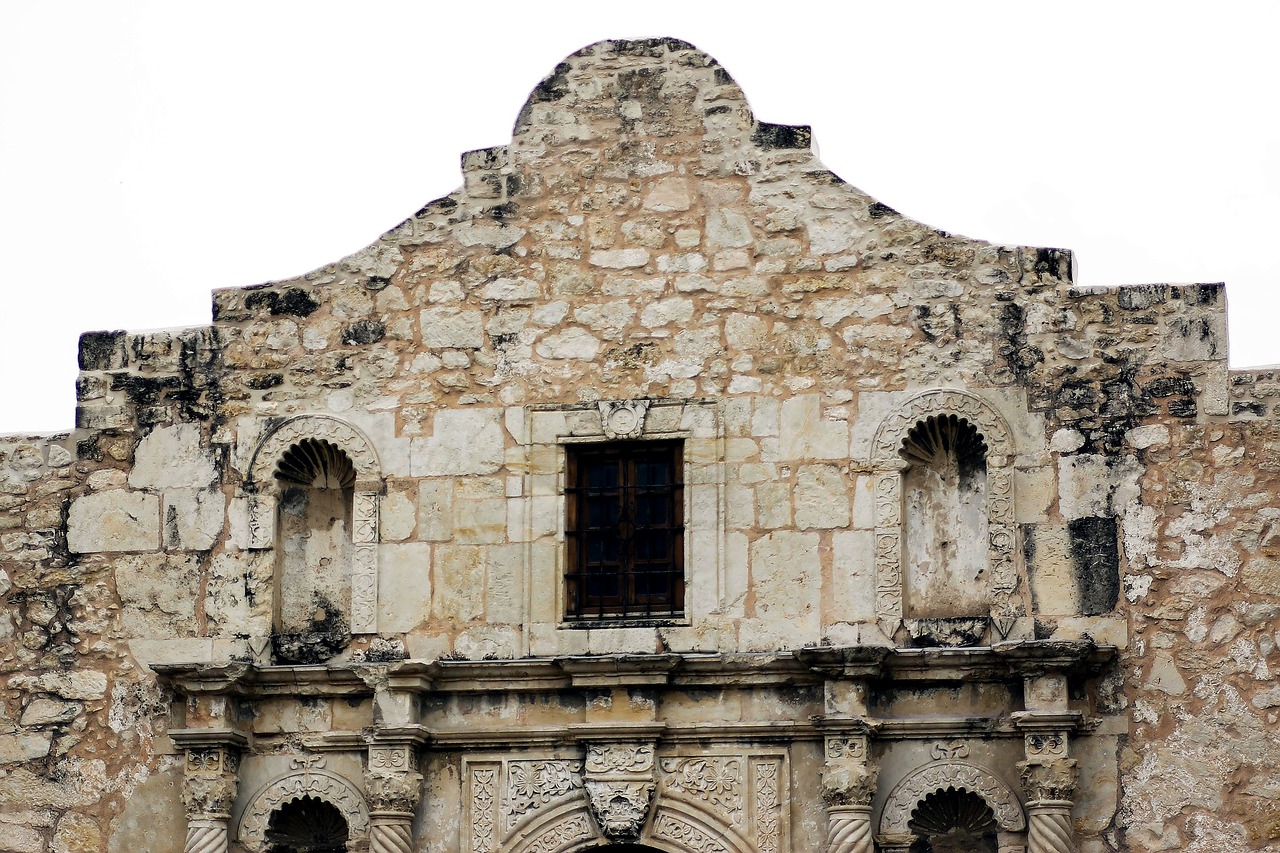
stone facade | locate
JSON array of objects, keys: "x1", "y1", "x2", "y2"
[{"x1": 0, "y1": 36, "x2": 1275, "y2": 853}]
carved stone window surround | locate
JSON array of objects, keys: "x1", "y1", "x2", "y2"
[
  {"x1": 241, "y1": 414, "x2": 385, "y2": 636},
  {"x1": 868, "y1": 389, "x2": 1025, "y2": 642},
  {"x1": 520, "y1": 399, "x2": 725, "y2": 645}
]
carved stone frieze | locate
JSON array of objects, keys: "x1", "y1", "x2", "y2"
[
  {"x1": 653, "y1": 813, "x2": 731, "y2": 853},
  {"x1": 585, "y1": 743, "x2": 654, "y2": 774},
  {"x1": 505, "y1": 760, "x2": 583, "y2": 825},
  {"x1": 598, "y1": 399, "x2": 651, "y2": 439},
  {"x1": 660, "y1": 757, "x2": 743, "y2": 824}
]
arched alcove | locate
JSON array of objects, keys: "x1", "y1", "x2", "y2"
[
  {"x1": 868, "y1": 390, "x2": 1025, "y2": 640},
  {"x1": 900, "y1": 415, "x2": 989, "y2": 618},
  {"x1": 243, "y1": 415, "x2": 384, "y2": 641},
  {"x1": 272, "y1": 439, "x2": 356, "y2": 664},
  {"x1": 265, "y1": 795, "x2": 350, "y2": 853}
]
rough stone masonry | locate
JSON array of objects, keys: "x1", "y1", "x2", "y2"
[{"x1": 0, "y1": 36, "x2": 1276, "y2": 853}]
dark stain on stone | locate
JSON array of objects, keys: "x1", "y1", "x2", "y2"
[
  {"x1": 752, "y1": 122, "x2": 812, "y2": 150},
  {"x1": 245, "y1": 373, "x2": 284, "y2": 390},
  {"x1": 245, "y1": 288, "x2": 319, "y2": 318},
  {"x1": 868, "y1": 202, "x2": 897, "y2": 219},
  {"x1": 271, "y1": 591, "x2": 350, "y2": 665},
  {"x1": 78, "y1": 331, "x2": 127, "y2": 371},
  {"x1": 1145, "y1": 377, "x2": 1195, "y2": 398},
  {"x1": 1068, "y1": 516, "x2": 1120, "y2": 615},
  {"x1": 1167, "y1": 398, "x2": 1198, "y2": 418},
  {"x1": 1234, "y1": 401, "x2": 1267, "y2": 416},
  {"x1": 342, "y1": 320, "x2": 385, "y2": 346},
  {"x1": 997, "y1": 302, "x2": 1044, "y2": 381},
  {"x1": 365, "y1": 276, "x2": 391, "y2": 291}
]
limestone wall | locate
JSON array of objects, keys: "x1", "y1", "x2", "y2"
[{"x1": 0, "y1": 36, "x2": 1273, "y2": 853}]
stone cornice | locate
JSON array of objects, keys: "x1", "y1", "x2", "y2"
[{"x1": 152, "y1": 642, "x2": 1117, "y2": 700}]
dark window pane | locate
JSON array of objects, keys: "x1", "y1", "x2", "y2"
[{"x1": 566, "y1": 440, "x2": 683, "y2": 619}]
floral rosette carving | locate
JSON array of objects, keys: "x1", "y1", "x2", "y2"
[
  {"x1": 660, "y1": 757, "x2": 742, "y2": 822},
  {"x1": 506, "y1": 760, "x2": 583, "y2": 822}
]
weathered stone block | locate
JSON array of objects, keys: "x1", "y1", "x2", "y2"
[
  {"x1": 67, "y1": 491, "x2": 160, "y2": 553},
  {"x1": 128, "y1": 423, "x2": 218, "y2": 490}
]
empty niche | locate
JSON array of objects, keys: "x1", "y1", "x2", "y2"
[
  {"x1": 265, "y1": 796, "x2": 349, "y2": 853},
  {"x1": 908, "y1": 788, "x2": 999, "y2": 853},
  {"x1": 900, "y1": 415, "x2": 989, "y2": 618},
  {"x1": 273, "y1": 438, "x2": 354, "y2": 664}
]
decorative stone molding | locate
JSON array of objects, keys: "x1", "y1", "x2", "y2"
[
  {"x1": 868, "y1": 390, "x2": 1024, "y2": 637},
  {"x1": 598, "y1": 399, "x2": 651, "y2": 439},
  {"x1": 237, "y1": 760, "x2": 370, "y2": 852},
  {"x1": 652, "y1": 812, "x2": 731, "y2": 853},
  {"x1": 820, "y1": 736, "x2": 876, "y2": 808},
  {"x1": 1018, "y1": 757, "x2": 1078, "y2": 805},
  {"x1": 243, "y1": 414, "x2": 384, "y2": 634},
  {"x1": 583, "y1": 743, "x2": 656, "y2": 841},
  {"x1": 821, "y1": 736, "x2": 875, "y2": 853},
  {"x1": 247, "y1": 414, "x2": 383, "y2": 490},
  {"x1": 878, "y1": 760, "x2": 1025, "y2": 836},
  {"x1": 183, "y1": 746, "x2": 240, "y2": 853},
  {"x1": 753, "y1": 759, "x2": 781, "y2": 853},
  {"x1": 470, "y1": 764, "x2": 500, "y2": 853}
]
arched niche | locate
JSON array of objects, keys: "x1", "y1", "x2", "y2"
[
  {"x1": 238, "y1": 767, "x2": 370, "y2": 853},
  {"x1": 877, "y1": 761, "x2": 1025, "y2": 839},
  {"x1": 244, "y1": 416, "x2": 383, "y2": 640},
  {"x1": 869, "y1": 390, "x2": 1023, "y2": 642}
]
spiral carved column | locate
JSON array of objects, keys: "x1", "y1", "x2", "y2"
[
  {"x1": 182, "y1": 746, "x2": 239, "y2": 853},
  {"x1": 821, "y1": 735, "x2": 877, "y2": 853},
  {"x1": 366, "y1": 743, "x2": 423, "y2": 853},
  {"x1": 1019, "y1": 732, "x2": 1078, "y2": 853}
]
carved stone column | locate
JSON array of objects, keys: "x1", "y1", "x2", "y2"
[
  {"x1": 583, "y1": 742, "x2": 656, "y2": 842},
  {"x1": 366, "y1": 743, "x2": 423, "y2": 853},
  {"x1": 820, "y1": 734, "x2": 877, "y2": 853},
  {"x1": 182, "y1": 745, "x2": 240, "y2": 853},
  {"x1": 1018, "y1": 732, "x2": 1078, "y2": 853}
]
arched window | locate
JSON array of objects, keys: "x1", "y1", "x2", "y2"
[
  {"x1": 272, "y1": 439, "x2": 356, "y2": 664},
  {"x1": 900, "y1": 415, "x2": 989, "y2": 618}
]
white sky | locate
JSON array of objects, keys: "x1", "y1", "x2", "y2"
[{"x1": 2, "y1": 2, "x2": 1278, "y2": 434}]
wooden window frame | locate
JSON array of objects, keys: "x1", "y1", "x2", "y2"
[{"x1": 564, "y1": 440, "x2": 685, "y2": 620}]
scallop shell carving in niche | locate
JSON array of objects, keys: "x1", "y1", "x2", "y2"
[
  {"x1": 265, "y1": 795, "x2": 350, "y2": 851},
  {"x1": 276, "y1": 438, "x2": 357, "y2": 489}
]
